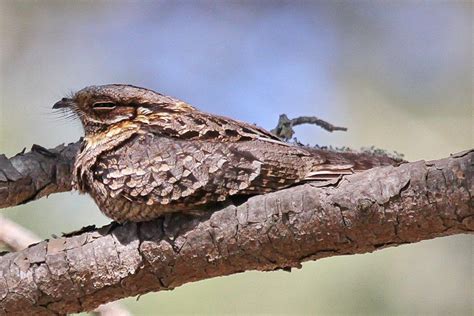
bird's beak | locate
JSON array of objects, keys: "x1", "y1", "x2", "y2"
[{"x1": 52, "y1": 98, "x2": 74, "y2": 109}]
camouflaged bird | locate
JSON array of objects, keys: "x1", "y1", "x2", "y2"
[{"x1": 53, "y1": 84, "x2": 399, "y2": 222}]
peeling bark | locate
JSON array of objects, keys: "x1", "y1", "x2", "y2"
[{"x1": 0, "y1": 150, "x2": 472, "y2": 315}]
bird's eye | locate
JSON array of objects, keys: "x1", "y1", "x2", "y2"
[{"x1": 92, "y1": 102, "x2": 116, "y2": 111}]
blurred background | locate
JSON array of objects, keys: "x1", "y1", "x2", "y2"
[{"x1": 0, "y1": 1, "x2": 472, "y2": 315}]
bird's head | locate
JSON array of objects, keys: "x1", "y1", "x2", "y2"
[{"x1": 53, "y1": 84, "x2": 195, "y2": 135}]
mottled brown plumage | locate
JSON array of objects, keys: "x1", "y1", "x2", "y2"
[{"x1": 53, "y1": 84, "x2": 400, "y2": 222}]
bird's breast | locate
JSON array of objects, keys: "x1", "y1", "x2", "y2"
[{"x1": 73, "y1": 121, "x2": 142, "y2": 192}]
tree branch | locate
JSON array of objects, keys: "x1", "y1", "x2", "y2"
[
  {"x1": 271, "y1": 114, "x2": 347, "y2": 141},
  {"x1": 0, "y1": 215, "x2": 130, "y2": 316},
  {"x1": 0, "y1": 142, "x2": 81, "y2": 209},
  {"x1": 0, "y1": 216, "x2": 42, "y2": 252},
  {"x1": 0, "y1": 150, "x2": 472, "y2": 315}
]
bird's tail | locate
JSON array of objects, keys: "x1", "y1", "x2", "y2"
[{"x1": 303, "y1": 148, "x2": 405, "y2": 181}]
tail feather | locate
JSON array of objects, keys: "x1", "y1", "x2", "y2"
[{"x1": 303, "y1": 148, "x2": 405, "y2": 181}]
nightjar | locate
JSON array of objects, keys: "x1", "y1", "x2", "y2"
[{"x1": 53, "y1": 84, "x2": 399, "y2": 222}]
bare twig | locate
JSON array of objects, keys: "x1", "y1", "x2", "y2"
[
  {"x1": 0, "y1": 215, "x2": 41, "y2": 251},
  {"x1": 92, "y1": 303, "x2": 131, "y2": 316},
  {"x1": 271, "y1": 114, "x2": 347, "y2": 141}
]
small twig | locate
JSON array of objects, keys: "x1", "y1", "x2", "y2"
[
  {"x1": 271, "y1": 114, "x2": 347, "y2": 141},
  {"x1": 0, "y1": 215, "x2": 41, "y2": 251},
  {"x1": 93, "y1": 302, "x2": 131, "y2": 316}
]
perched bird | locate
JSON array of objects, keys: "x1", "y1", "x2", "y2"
[{"x1": 53, "y1": 84, "x2": 400, "y2": 222}]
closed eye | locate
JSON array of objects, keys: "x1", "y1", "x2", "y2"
[{"x1": 92, "y1": 102, "x2": 116, "y2": 111}]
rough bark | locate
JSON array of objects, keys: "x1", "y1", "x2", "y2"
[
  {"x1": 0, "y1": 150, "x2": 472, "y2": 315},
  {"x1": 0, "y1": 215, "x2": 130, "y2": 316},
  {"x1": 0, "y1": 142, "x2": 81, "y2": 209}
]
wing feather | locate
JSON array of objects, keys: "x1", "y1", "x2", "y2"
[
  {"x1": 94, "y1": 133, "x2": 314, "y2": 209},
  {"x1": 143, "y1": 109, "x2": 288, "y2": 145}
]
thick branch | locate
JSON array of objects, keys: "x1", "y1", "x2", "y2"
[
  {"x1": 0, "y1": 142, "x2": 81, "y2": 208},
  {"x1": 0, "y1": 150, "x2": 472, "y2": 315},
  {"x1": 0, "y1": 215, "x2": 130, "y2": 316}
]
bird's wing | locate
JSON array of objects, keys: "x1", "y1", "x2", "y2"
[
  {"x1": 140, "y1": 109, "x2": 287, "y2": 145},
  {"x1": 93, "y1": 133, "x2": 313, "y2": 210}
]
